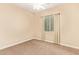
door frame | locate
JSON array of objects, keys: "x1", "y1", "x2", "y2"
[{"x1": 54, "y1": 13, "x2": 60, "y2": 44}]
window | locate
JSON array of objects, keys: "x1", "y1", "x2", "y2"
[{"x1": 44, "y1": 15, "x2": 54, "y2": 31}]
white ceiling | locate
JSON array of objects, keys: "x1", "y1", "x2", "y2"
[{"x1": 16, "y1": 3, "x2": 61, "y2": 12}]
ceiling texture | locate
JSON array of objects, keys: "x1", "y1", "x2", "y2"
[{"x1": 16, "y1": 3, "x2": 61, "y2": 12}]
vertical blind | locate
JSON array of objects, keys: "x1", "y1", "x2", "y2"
[{"x1": 44, "y1": 15, "x2": 54, "y2": 31}]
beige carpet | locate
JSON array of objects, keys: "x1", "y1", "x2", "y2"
[{"x1": 0, "y1": 39, "x2": 79, "y2": 55}]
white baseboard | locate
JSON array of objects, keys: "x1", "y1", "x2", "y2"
[
  {"x1": 31, "y1": 36, "x2": 42, "y2": 40},
  {"x1": 1, "y1": 37, "x2": 79, "y2": 50},
  {"x1": 0, "y1": 38, "x2": 32, "y2": 50},
  {"x1": 60, "y1": 43, "x2": 79, "y2": 49},
  {"x1": 43, "y1": 40, "x2": 54, "y2": 43},
  {"x1": 0, "y1": 36, "x2": 42, "y2": 50}
]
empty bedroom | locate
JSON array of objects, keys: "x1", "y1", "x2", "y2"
[{"x1": 0, "y1": 3, "x2": 79, "y2": 55}]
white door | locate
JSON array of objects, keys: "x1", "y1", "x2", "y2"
[{"x1": 42, "y1": 13, "x2": 60, "y2": 44}]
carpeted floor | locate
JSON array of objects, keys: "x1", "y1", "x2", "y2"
[{"x1": 0, "y1": 39, "x2": 79, "y2": 55}]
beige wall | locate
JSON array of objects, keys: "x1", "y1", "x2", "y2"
[
  {"x1": 0, "y1": 4, "x2": 36, "y2": 49},
  {"x1": 60, "y1": 4, "x2": 79, "y2": 49},
  {"x1": 31, "y1": 13, "x2": 42, "y2": 40}
]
